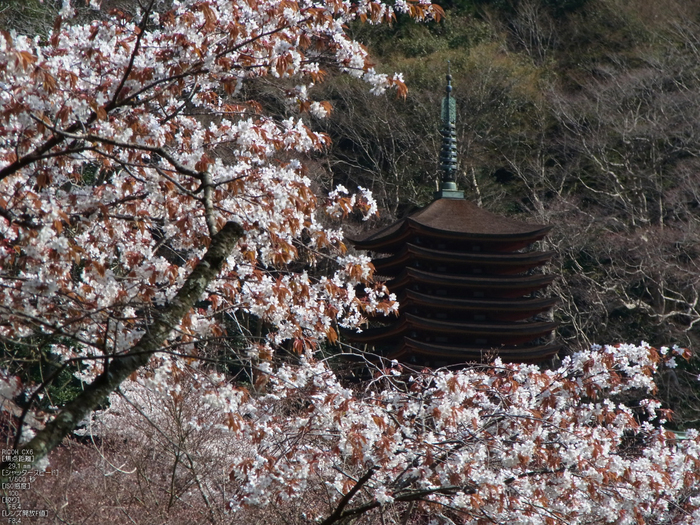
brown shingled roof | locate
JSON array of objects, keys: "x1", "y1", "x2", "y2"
[
  {"x1": 397, "y1": 290, "x2": 558, "y2": 320},
  {"x1": 346, "y1": 196, "x2": 559, "y2": 365},
  {"x1": 351, "y1": 198, "x2": 551, "y2": 250},
  {"x1": 372, "y1": 243, "x2": 554, "y2": 275},
  {"x1": 347, "y1": 314, "x2": 558, "y2": 345},
  {"x1": 386, "y1": 267, "x2": 555, "y2": 297}
]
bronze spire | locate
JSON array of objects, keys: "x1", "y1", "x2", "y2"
[{"x1": 435, "y1": 62, "x2": 464, "y2": 199}]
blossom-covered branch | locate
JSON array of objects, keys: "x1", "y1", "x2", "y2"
[
  {"x1": 1, "y1": 0, "x2": 428, "y2": 461},
  {"x1": 81, "y1": 343, "x2": 700, "y2": 524},
  {"x1": 1, "y1": 220, "x2": 244, "y2": 474}
]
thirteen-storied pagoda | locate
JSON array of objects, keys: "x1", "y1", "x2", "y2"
[{"x1": 348, "y1": 72, "x2": 560, "y2": 366}]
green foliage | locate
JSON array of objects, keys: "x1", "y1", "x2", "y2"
[
  {"x1": 1, "y1": 337, "x2": 84, "y2": 411},
  {"x1": 0, "y1": 0, "x2": 60, "y2": 36},
  {"x1": 349, "y1": 11, "x2": 492, "y2": 59}
]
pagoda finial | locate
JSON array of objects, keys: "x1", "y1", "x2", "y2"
[{"x1": 435, "y1": 61, "x2": 464, "y2": 199}]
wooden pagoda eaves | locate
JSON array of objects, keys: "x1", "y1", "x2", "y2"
[
  {"x1": 346, "y1": 200, "x2": 560, "y2": 365},
  {"x1": 352, "y1": 199, "x2": 552, "y2": 253},
  {"x1": 346, "y1": 71, "x2": 560, "y2": 366}
]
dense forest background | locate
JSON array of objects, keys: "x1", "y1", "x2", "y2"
[
  {"x1": 3, "y1": 0, "x2": 700, "y2": 423},
  {"x1": 332, "y1": 0, "x2": 700, "y2": 427},
  {"x1": 318, "y1": 0, "x2": 700, "y2": 424}
]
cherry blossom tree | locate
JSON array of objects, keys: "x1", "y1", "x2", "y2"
[
  {"x1": 2, "y1": 1, "x2": 700, "y2": 524},
  {"x1": 29, "y1": 343, "x2": 700, "y2": 524},
  {"x1": 0, "y1": 0, "x2": 440, "y2": 467}
]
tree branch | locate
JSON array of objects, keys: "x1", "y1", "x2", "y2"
[
  {"x1": 321, "y1": 484, "x2": 467, "y2": 525},
  {"x1": 320, "y1": 466, "x2": 378, "y2": 525},
  {"x1": 110, "y1": 0, "x2": 154, "y2": 107},
  {"x1": 0, "y1": 221, "x2": 244, "y2": 478}
]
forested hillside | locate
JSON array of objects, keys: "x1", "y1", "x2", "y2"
[
  {"x1": 313, "y1": 0, "x2": 700, "y2": 421},
  {"x1": 328, "y1": 0, "x2": 700, "y2": 350}
]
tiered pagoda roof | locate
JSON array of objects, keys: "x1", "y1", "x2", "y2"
[
  {"x1": 354, "y1": 198, "x2": 553, "y2": 252},
  {"x1": 346, "y1": 70, "x2": 560, "y2": 366}
]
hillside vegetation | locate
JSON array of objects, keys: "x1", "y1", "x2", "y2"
[
  {"x1": 327, "y1": 0, "x2": 700, "y2": 348},
  {"x1": 308, "y1": 0, "x2": 700, "y2": 423}
]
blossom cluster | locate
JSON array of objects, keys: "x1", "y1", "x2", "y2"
[
  {"x1": 87, "y1": 343, "x2": 700, "y2": 524},
  {"x1": 0, "y1": 0, "x2": 435, "y2": 371}
]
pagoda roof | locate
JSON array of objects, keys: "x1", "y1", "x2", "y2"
[
  {"x1": 386, "y1": 267, "x2": 555, "y2": 296},
  {"x1": 373, "y1": 243, "x2": 554, "y2": 275},
  {"x1": 397, "y1": 290, "x2": 557, "y2": 319},
  {"x1": 392, "y1": 338, "x2": 562, "y2": 364},
  {"x1": 351, "y1": 198, "x2": 551, "y2": 252},
  {"x1": 346, "y1": 314, "x2": 557, "y2": 345}
]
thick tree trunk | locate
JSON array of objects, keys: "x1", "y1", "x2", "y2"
[{"x1": 0, "y1": 221, "x2": 244, "y2": 478}]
